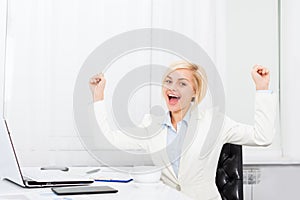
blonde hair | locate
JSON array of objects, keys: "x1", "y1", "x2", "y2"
[{"x1": 163, "y1": 60, "x2": 208, "y2": 105}]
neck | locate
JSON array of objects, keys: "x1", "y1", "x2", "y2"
[{"x1": 170, "y1": 105, "x2": 190, "y2": 130}]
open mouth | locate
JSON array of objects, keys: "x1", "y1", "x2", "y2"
[
  {"x1": 167, "y1": 94, "x2": 180, "y2": 105},
  {"x1": 168, "y1": 94, "x2": 180, "y2": 100}
]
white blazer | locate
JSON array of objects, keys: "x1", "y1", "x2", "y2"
[{"x1": 94, "y1": 92, "x2": 276, "y2": 200}]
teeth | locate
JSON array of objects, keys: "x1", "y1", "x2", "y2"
[{"x1": 168, "y1": 94, "x2": 179, "y2": 98}]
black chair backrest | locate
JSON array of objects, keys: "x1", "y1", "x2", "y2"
[{"x1": 215, "y1": 143, "x2": 243, "y2": 200}]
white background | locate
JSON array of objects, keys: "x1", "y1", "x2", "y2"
[
  {"x1": 0, "y1": 0, "x2": 283, "y2": 166},
  {"x1": 2, "y1": 0, "x2": 300, "y2": 199}
]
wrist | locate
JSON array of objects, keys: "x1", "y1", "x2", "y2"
[
  {"x1": 93, "y1": 95, "x2": 104, "y2": 102},
  {"x1": 256, "y1": 84, "x2": 269, "y2": 90},
  {"x1": 256, "y1": 86, "x2": 269, "y2": 90}
]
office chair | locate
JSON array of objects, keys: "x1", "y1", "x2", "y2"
[{"x1": 216, "y1": 143, "x2": 243, "y2": 200}]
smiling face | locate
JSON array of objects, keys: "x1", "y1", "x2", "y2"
[{"x1": 162, "y1": 69, "x2": 196, "y2": 116}]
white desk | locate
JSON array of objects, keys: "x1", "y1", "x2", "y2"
[{"x1": 0, "y1": 167, "x2": 192, "y2": 200}]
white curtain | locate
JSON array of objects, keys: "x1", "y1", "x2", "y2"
[{"x1": 2, "y1": 0, "x2": 225, "y2": 166}]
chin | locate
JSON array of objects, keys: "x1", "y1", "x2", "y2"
[{"x1": 167, "y1": 105, "x2": 181, "y2": 113}]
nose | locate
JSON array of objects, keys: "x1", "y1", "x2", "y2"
[{"x1": 166, "y1": 83, "x2": 177, "y2": 91}]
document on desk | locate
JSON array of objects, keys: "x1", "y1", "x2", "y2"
[{"x1": 89, "y1": 170, "x2": 133, "y2": 183}]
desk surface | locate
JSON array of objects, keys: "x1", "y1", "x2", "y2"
[{"x1": 0, "y1": 167, "x2": 192, "y2": 200}]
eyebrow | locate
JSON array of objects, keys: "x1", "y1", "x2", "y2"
[
  {"x1": 166, "y1": 76, "x2": 190, "y2": 82},
  {"x1": 178, "y1": 78, "x2": 189, "y2": 81},
  {"x1": 166, "y1": 76, "x2": 189, "y2": 81}
]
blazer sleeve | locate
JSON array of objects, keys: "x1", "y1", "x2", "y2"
[
  {"x1": 93, "y1": 101, "x2": 147, "y2": 150},
  {"x1": 224, "y1": 92, "x2": 277, "y2": 146}
]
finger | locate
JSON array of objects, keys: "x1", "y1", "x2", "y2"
[
  {"x1": 262, "y1": 68, "x2": 269, "y2": 75},
  {"x1": 90, "y1": 78, "x2": 99, "y2": 84},
  {"x1": 254, "y1": 65, "x2": 263, "y2": 72},
  {"x1": 90, "y1": 73, "x2": 105, "y2": 83},
  {"x1": 253, "y1": 64, "x2": 269, "y2": 74},
  {"x1": 257, "y1": 69, "x2": 263, "y2": 75},
  {"x1": 253, "y1": 64, "x2": 261, "y2": 70},
  {"x1": 264, "y1": 70, "x2": 270, "y2": 76},
  {"x1": 89, "y1": 78, "x2": 96, "y2": 84},
  {"x1": 253, "y1": 64, "x2": 267, "y2": 70},
  {"x1": 253, "y1": 65, "x2": 261, "y2": 74},
  {"x1": 261, "y1": 69, "x2": 270, "y2": 76},
  {"x1": 97, "y1": 78, "x2": 106, "y2": 86}
]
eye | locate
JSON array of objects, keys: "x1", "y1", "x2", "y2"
[
  {"x1": 164, "y1": 79, "x2": 172, "y2": 84},
  {"x1": 179, "y1": 82, "x2": 187, "y2": 87}
]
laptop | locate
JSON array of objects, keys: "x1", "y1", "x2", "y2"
[{"x1": 0, "y1": 119, "x2": 94, "y2": 187}]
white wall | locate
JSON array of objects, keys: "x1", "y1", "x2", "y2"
[
  {"x1": 281, "y1": 0, "x2": 300, "y2": 162},
  {"x1": 225, "y1": 0, "x2": 281, "y2": 163},
  {"x1": 0, "y1": 0, "x2": 6, "y2": 117}
]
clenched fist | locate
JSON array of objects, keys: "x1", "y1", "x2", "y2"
[
  {"x1": 89, "y1": 73, "x2": 106, "y2": 102},
  {"x1": 251, "y1": 64, "x2": 270, "y2": 90}
]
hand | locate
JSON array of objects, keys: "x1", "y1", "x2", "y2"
[
  {"x1": 89, "y1": 73, "x2": 106, "y2": 102},
  {"x1": 251, "y1": 64, "x2": 270, "y2": 90}
]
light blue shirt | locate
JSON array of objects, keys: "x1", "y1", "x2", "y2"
[
  {"x1": 163, "y1": 110, "x2": 191, "y2": 177},
  {"x1": 256, "y1": 90, "x2": 273, "y2": 94}
]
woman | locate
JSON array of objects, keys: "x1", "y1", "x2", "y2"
[{"x1": 89, "y1": 61, "x2": 276, "y2": 200}]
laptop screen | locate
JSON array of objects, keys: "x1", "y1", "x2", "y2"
[
  {"x1": 0, "y1": 119, "x2": 25, "y2": 187},
  {"x1": 0, "y1": 119, "x2": 93, "y2": 187}
]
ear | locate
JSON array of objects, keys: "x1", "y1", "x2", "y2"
[{"x1": 191, "y1": 90, "x2": 196, "y2": 102}]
